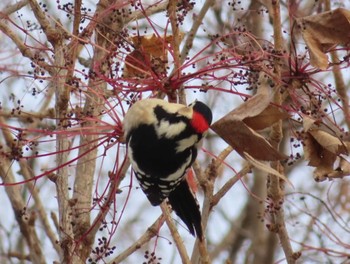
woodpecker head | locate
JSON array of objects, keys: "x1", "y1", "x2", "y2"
[{"x1": 189, "y1": 101, "x2": 212, "y2": 134}]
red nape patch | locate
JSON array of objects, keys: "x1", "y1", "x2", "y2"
[{"x1": 191, "y1": 111, "x2": 210, "y2": 133}]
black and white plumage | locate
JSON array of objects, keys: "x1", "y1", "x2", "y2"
[{"x1": 123, "y1": 98, "x2": 212, "y2": 239}]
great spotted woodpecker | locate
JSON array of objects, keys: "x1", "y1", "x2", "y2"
[{"x1": 123, "y1": 98, "x2": 212, "y2": 239}]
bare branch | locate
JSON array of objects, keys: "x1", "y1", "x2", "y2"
[
  {"x1": 191, "y1": 146, "x2": 234, "y2": 263},
  {"x1": 0, "y1": 116, "x2": 46, "y2": 264},
  {"x1": 109, "y1": 214, "x2": 165, "y2": 264},
  {"x1": 180, "y1": 0, "x2": 215, "y2": 63},
  {"x1": 211, "y1": 164, "x2": 251, "y2": 208},
  {"x1": 18, "y1": 160, "x2": 61, "y2": 254},
  {"x1": 0, "y1": 21, "x2": 52, "y2": 73},
  {"x1": 268, "y1": 1, "x2": 297, "y2": 263},
  {"x1": 126, "y1": 1, "x2": 169, "y2": 23},
  {"x1": 0, "y1": 0, "x2": 28, "y2": 17},
  {"x1": 160, "y1": 202, "x2": 191, "y2": 264},
  {"x1": 52, "y1": 41, "x2": 73, "y2": 263},
  {"x1": 27, "y1": 0, "x2": 61, "y2": 45},
  {"x1": 89, "y1": 158, "x2": 130, "y2": 239}
]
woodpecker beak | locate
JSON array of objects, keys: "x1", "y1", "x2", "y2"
[{"x1": 189, "y1": 99, "x2": 198, "y2": 108}]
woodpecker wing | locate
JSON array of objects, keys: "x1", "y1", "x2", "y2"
[{"x1": 127, "y1": 121, "x2": 197, "y2": 205}]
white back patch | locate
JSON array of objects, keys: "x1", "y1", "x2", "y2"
[
  {"x1": 156, "y1": 120, "x2": 186, "y2": 139},
  {"x1": 176, "y1": 135, "x2": 198, "y2": 152}
]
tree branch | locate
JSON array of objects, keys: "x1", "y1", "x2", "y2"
[
  {"x1": 0, "y1": 21, "x2": 52, "y2": 73},
  {"x1": 27, "y1": 0, "x2": 61, "y2": 45},
  {"x1": 160, "y1": 202, "x2": 191, "y2": 264},
  {"x1": 0, "y1": 0, "x2": 28, "y2": 17},
  {"x1": 0, "y1": 116, "x2": 46, "y2": 264},
  {"x1": 18, "y1": 160, "x2": 61, "y2": 254},
  {"x1": 180, "y1": 0, "x2": 215, "y2": 63},
  {"x1": 109, "y1": 214, "x2": 165, "y2": 263},
  {"x1": 191, "y1": 146, "x2": 233, "y2": 264},
  {"x1": 268, "y1": 1, "x2": 297, "y2": 263}
]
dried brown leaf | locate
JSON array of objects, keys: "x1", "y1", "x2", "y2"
[
  {"x1": 243, "y1": 105, "x2": 289, "y2": 131},
  {"x1": 302, "y1": 114, "x2": 317, "y2": 132},
  {"x1": 303, "y1": 132, "x2": 337, "y2": 167},
  {"x1": 296, "y1": 8, "x2": 350, "y2": 69},
  {"x1": 228, "y1": 72, "x2": 272, "y2": 120},
  {"x1": 212, "y1": 117, "x2": 287, "y2": 160},
  {"x1": 313, "y1": 166, "x2": 334, "y2": 182},
  {"x1": 124, "y1": 34, "x2": 184, "y2": 78},
  {"x1": 124, "y1": 50, "x2": 151, "y2": 78},
  {"x1": 327, "y1": 157, "x2": 350, "y2": 179},
  {"x1": 211, "y1": 73, "x2": 287, "y2": 161},
  {"x1": 244, "y1": 152, "x2": 293, "y2": 187},
  {"x1": 313, "y1": 157, "x2": 350, "y2": 181},
  {"x1": 303, "y1": 131, "x2": 350, "y2": 181},
  {"x1": 309, "y1": 129, "x2": 348, "y2": 155},
  {"x1": 130, "y1": 34, "x2": 177, "y2": 58}
]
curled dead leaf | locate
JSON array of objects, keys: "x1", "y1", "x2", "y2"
[
  {"x1": 244, "y1": 152, "x2": 293, "y2": 187},
  {"x1": 327, "y1": 157, "x2": 350, "y2": 179},
  {"x1": 302, "y1": 114, "x2": 317, "y2": 132},
  {"x1": 211, "y1": 117, "x2": 287, "y2": 161},
  {"x1": 124, "y1": 33, "x2": 184, "y2": 78},
  {"x1": 303, "y1": 130, "x2": 350, "y2": 181},
  {"x1": 303, "y1": 132, "x2": 337, "y2": 167},
  {"x1": 309, "y1": 129, "x2": 348, "y2": 155},
  {"x1": 313, "y1": 166, "x2": 334, "y2": 182},
  {"x1": 243, "y1": 105, "x2": 290, "y2": 131},
  {"x1": 211, "y1": 72, "x2": 288, "y2": 161},
  {"x1": 303, "y1": 132, "x2": 333, "y2": 182},
  {"x1": 227, "y1": 72, "x2": 272, "y2": 120},
  {"x1": 296, "y1": 8, "x2": 350, "y2": 70},
  {"x1": 313, "y1": 157, "x2": 350, "y2": 182}
]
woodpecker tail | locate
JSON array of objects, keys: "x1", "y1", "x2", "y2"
[{"x1": 168, "y1": 180, "x2": 203, "y2": 240}]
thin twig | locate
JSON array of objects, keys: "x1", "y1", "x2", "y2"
[
  {"x1": 18, "y1": 160, "x2": 61, "y2": 254},
  {"x1": 180, "y1": 0, "x2": 215, "y2": 64},
  {"x1": 0, "y1": 21, "x2": 52, "y2": 73},
  {"x1": 211, "y1": 164, "x2": 252, "y2": 207},
  {"x1": 72, "y1": 0, "x2": 82, "y2": 37},
  {"x1": 89, "y1": 158, "x2": 130, "y2": 239},
  {"x1": 27, "y1": 0, "x2": 60, "y2": 45},
  {"x1": 0, "y1": 109, "x2": 55, "y2": 120},
  {"x1": 160, "y1": 202, "x2": 191, "y2": 264},
  {"x1": 0, "y1": 0, "x2": 28, "y2": 17},
  {"x1": 167, "y1": 0, "x2": 184, "y2": 103},
  {"x1": 7, "y1": 252, "x2": 31, "y2": 261},
  {"x1": 191, "y1": 146, "x2": 233, "y2": 264},
  {"x1": 126, "y1": 1, "x2": 169, "y2": 23},
  {"x1": 109, "y1": 215, "x2": 165, "y2": 264}
]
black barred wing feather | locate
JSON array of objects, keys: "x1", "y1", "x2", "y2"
[{"x1": 168, "y1": 180, "x2": 203, "y2": 239}]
